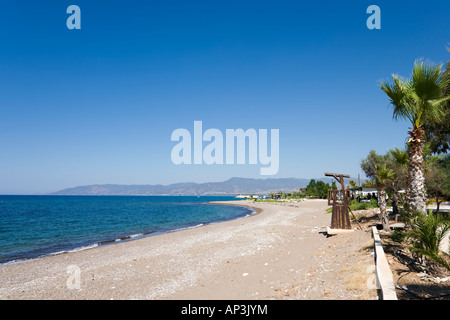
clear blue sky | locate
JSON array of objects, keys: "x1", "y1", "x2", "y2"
[{"x1": 0, "y1": 1, "x2": 449, "y2": 194}]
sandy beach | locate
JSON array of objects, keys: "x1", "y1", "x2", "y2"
[{"x1": 0, "y1": 199, "x2": 377, "y2": 300}]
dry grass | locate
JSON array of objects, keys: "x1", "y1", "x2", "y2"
[{"x1": 339, "y1": 239, "x2": 377, "y2": 298}]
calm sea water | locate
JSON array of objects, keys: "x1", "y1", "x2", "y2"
[{"x1": 0, "y1": 196, "x2": 252, "y2": 265}]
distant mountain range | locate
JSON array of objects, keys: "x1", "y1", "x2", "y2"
[{"x1": 50, "y1": 177, "x2": 356, "y2": 196}]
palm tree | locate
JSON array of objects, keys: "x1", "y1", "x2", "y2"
[
  {"x1": 375, "y1": 165, "x2": 396, "y2": 231},
  {"x1": 361, "y1": 179, "x2": 376, "y2": 188},
  {"x1": 406, "y1": 211, "x2": 450, "y2": 270},
  {"x1": 379, "y1": 59, "x2": 450, "y2": 213}
]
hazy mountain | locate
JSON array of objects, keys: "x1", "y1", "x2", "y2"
[{"x1": 50, "y1": 177, "x2": 331, "y2": 196}]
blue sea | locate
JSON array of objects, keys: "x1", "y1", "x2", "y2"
[{"x1": 0, "y1": 196, "x2": 252, "y2": 265}]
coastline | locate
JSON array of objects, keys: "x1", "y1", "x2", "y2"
[
  {"x1": 0, "y1": 199, "x2": 376, "y2": 300},
  {"x1": 0, "y1": 197, "x2": 254, "y2": 267},
  {"x1": 208, "y1": 200, "x2": 263, "y2": 215}
]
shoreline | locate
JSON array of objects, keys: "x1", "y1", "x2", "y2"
[
  {"x1": 0, "y1": 199, "x2": 376, "y2": 300},
  {"x1": 0, "y1": 199, "x2": 256, "y2": 267},
  {"x1": 208, "y1": 200, "x2": 263, "y2": 215}
]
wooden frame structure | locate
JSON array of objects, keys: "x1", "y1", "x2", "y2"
[{"x1": 325, "y1": 172, "x2": 352, "y2": 230}]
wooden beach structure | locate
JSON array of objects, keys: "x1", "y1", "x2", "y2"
[{"x1": 325, "y1": 172, "x2": 353, "y2": 234}]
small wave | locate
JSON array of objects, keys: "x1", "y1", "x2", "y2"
[
  {"x1": 244, "y1": 208, "x2": 257, "y2": 217},
  {"x1": 0, "y1": 243, "x2": 101, "y2": 266},
  {"x1": 129, "y1": 233, "x2": 144, "y2": 238},
  {"x1": 49, "y1": 243, "x2": 100, "y2": 256},
  {"x1": 0, "y1": 257, "x2": 39, "y2": 267},
  {"x1": 171, "y1": 223, "x2": 204, "y2": 233},
  {"x1": 67, "y1": 243, "x2": 99, "y2": 253},
  {"x1": 113, "y1": 233, "x2": 145, "y2": 242}
]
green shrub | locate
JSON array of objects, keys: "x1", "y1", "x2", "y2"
[
  {"x1": 406, "y1": 210, "x2": 450, "y2": 270},
  {"x1": 349, "y1": 198, "x2": 379, "y2": 211}
]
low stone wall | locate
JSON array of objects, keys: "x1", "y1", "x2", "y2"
[{"x1": 372, "y1": 226, "x2": 398, "y2": 300}]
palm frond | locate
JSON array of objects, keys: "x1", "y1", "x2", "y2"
[
  {"x1": 375, "y1": 165, "x2": 395, "y2": 186},
  {"x1": 380, "y1": 59, "x2": 450, "y2": 127},
  {"x1": 388, "y1": 146, "x2": 409, "y2": 166},
  {"x1": 423, "y1": 143, "x2": 445, "y2": 163},
  {"x1": 411, "y1": 59, "x2": 446, "y2": 101},
  {"x1": 406, "y1": 211, "x2": 450, "y2": 270},
  {"x1": 379, "y1": 75, "x2": 416, "y2": 124}
]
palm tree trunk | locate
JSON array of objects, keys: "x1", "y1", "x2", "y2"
[
  {"x1": 404, "y1": 175, "x2": 410, "y2": 204},
  {"x1": 378, "y1": 187, "x2": 390, "y2": 230},
  {"x1": 408, "y1": 125, "x2": 427, "y2": 213},
  {"x1": 392, "y1": 189, "x2": 399, "y2": 215}
]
